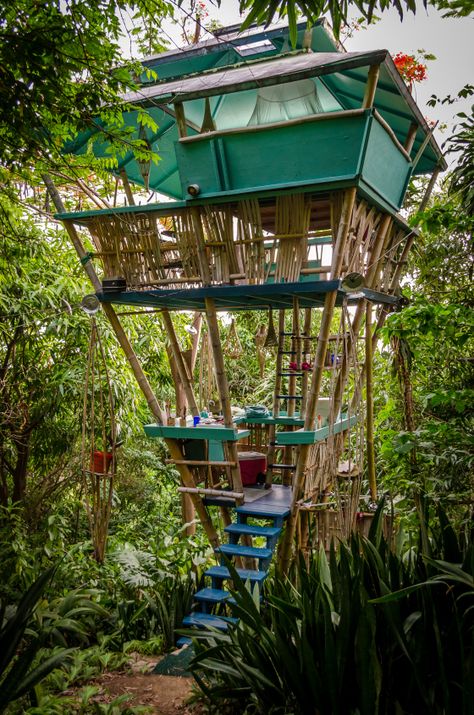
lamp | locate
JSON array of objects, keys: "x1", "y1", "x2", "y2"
[{"x1": 80, "y1": 294, "x2": 101, "y2": 315}]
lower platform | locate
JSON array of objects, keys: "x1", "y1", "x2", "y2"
[{"x1": 203, "y1": 483, "x2": 292, "y2": 510}]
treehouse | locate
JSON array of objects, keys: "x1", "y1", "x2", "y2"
[{"x1": 53, "y1": 20, "x2": 445, "y2": 635}]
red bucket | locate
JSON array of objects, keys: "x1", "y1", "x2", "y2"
[{"x1": 91, "y1": 450, "x2": 113, "y2": 474}]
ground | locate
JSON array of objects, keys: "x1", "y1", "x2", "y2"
[{"x1": 82, "y1": 653, "x2": 203, "y2": 714}]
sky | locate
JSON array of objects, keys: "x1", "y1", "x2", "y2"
[{"x1": 162, "y1": 1, "x2": 473, "y2": 160}]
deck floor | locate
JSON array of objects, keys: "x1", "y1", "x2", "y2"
[{"x1": 241, "y1": 484, "x2": 292, "y2": 510}]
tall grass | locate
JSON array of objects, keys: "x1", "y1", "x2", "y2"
[{"x1": 189, "y1": 506, "x2": 473, "y2": 714}]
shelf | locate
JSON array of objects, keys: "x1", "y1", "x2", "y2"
[
  {"x1": 144, "y1": 424, "x2": 251, "y2": 441},
  {"x1": 275, "y1": 415, "x2": 358, "y2": 445}
]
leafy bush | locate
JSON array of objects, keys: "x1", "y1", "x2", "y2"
[{"x1": 189, "y1": 508, "x2": 473, "y2": 715}]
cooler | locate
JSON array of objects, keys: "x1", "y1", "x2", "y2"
[{"x1": 238, "y1": 451, "x2": 267, "y2": 486}]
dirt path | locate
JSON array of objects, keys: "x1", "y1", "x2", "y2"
[{"x1": 92, "y1": 654, "x2": 202, "y2": 714}]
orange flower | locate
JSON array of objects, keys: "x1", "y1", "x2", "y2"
[{"x1": 393, "y1": 52, "x2": 427, "y2": 86}]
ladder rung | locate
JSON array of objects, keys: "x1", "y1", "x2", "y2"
[
  {"x1": 276, "y1": 395, "x2": 302, "y2": 400},
  {"x1": 278, "y1": 351, "x2": 297, "y2": 355},
  {"x1": 278, "y1": 372, "x2": 304, "y2": 376}
]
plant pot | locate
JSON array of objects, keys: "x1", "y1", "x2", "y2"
[{"x1": 91, "y1": 450, "x2": 113, "y2": 474}]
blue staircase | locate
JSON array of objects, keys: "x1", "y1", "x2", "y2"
[{"x1": 177, "y1": 498, "x2": 290, "y2": 646}]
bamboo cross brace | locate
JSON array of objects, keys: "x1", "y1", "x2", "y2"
[{"x1": 43, "y1": 174, "x2": 220, "y2": 551}]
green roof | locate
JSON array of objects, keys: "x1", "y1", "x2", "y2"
[{"x1": 63, "y1": 21, "x2": 445, "y2": 200}]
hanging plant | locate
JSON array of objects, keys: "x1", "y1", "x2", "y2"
[
  {"x1": 263, "y1": 308, "x2": 278, "y2": 347},
  {"x1": 225, "y1": 318, "x2": 243, "y2": 359}
]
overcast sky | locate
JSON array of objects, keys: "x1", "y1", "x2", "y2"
[{"x1": 162, "y1": 1, "x2": 473, "y2": 159}]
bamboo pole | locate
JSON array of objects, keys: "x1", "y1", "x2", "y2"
[
  {"x1": 161, "y1": 310, "x2": 199, "y2": 417},
  {"x1": 404, "y1": 122, "x2": 418, "y2": 155},
  {"x1": 266, "y1": 310, "x2": 286, "y2": 486},
  {"x1": 43, "y1": 174, "x2": 220, "y2": 550},
  {"x1": 279, "y1": 187, "x2": 357, "y2": 574},
  {"x1": 178, "y1": 486, "x2": 244, "y2": 500},
  {"x1": 190, "y1": 206, "x2": 244, "y2": 496},
  {"x1": 300, "y1": 308, "x2": 312, "y2": 418},
  {"x1": 204, "y1": 297, "x2": 244, "y2": 497},
  {"x1": 362, "y1": 64, "x2": 380, "y2": 109},
  {"x1": 174, "y1": 102, "x2": 188, "y2": 138},
  {"x1": 365, "y1": 302, "x2": 376, "y2": 500},
  {"x1": 120, "y1": 169, "x2": 136, "y2": 206}
]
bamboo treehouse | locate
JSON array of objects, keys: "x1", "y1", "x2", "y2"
[{"x1": 51, "y1": 20, "x2": 445, "y2": 638}]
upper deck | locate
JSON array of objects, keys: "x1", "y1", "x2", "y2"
[{"x1": 63, "y1": 21, "x2": 445, "y2": 210}]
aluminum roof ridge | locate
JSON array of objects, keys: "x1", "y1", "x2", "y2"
[
  {"x1": 140, "y1": 18, "x2": 338, "y2": 66},
  {"x1": 122, "y1": 49, "x2": 387, "y2": 105}
]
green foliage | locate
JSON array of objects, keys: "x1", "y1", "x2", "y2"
[
  {"x1": 237, "y1": 0, "x2": 471, "y2": 41},
  {"x1": 190, "y1": 508, "x2": 474, "y2": 715},
  {"x1": 0, "y1": 568, "x2": 76, "y2": 713},
  {"x1": 0, "y1": 0, "x2": 174, "y2": 168}
]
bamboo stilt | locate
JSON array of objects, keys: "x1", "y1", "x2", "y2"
[
  {"x1": 279, "y1": 187, "x2": 357, "y2": 574},
  {"x1": 365, "y1": 303, "x2": 376, "y2": 500}
]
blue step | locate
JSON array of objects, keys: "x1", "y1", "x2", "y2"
[
  {"x1": 194, "y1": 587, "x2": 234, "y2": 605},
  {"x1": 205, "y1": 565, "x2": 268, "y2": 586},
  {"x1": 224, "y1": 523, "x2": 281, "y2": 539},
  {"x1": 183, "y1": 612, "x2": 238, "y2": 630},
  {"x1": 176, "y1": 636, "x2": 192, "y2": 647},
  {"x1": 236, "y1": 504, "x2": 290, "y2": 528},
  {"x1": 236, "y1": 504, "x2": 290, "y2": 519},
  {"x1": 217, "y1": 543, "x2": 272, "y2": 561}
]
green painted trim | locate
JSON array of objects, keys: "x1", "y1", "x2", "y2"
[
  {"x1": 144, "y1": 424, "x2": 251, "y2": 441},
  {"x1": 275, "y1": 415, "x2": 358, "y2": 445},
  {"x1": 234, "y1": 415, "x2": 305, "y2": 426}
]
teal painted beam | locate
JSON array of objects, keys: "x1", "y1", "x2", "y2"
[
  {"x1": 144, "y1": 424, "x2": 250, "y2": 441},
  {"x1": 275, "y1": 415, "x2": 358, "y2": 445}
]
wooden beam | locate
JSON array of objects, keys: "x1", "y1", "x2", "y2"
[{"x1": 178, "y1": 486, "x2": 244, "y2": 500}]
